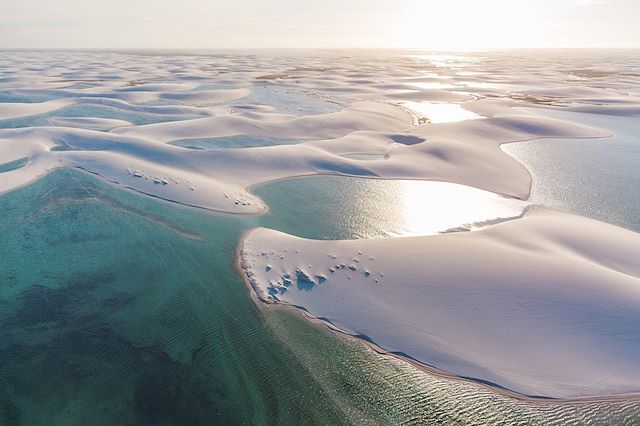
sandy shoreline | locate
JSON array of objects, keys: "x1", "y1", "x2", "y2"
[
  {"x1": 234, "y1": 229, "x2": 640, "y2": 404},
  {"x1": 238, "y1": 206, "x2": 640, "y2": 400}
]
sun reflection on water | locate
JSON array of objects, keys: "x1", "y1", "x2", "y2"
[
  {"x1": 257, "y1": 176, "x2": 527, "y2": 240},
  {"x1": 401, "y1": 101, "x2": 484, "y2": 124},
  {"x1": 388, "y1": 180, "x2": 526, "y2": 236}
]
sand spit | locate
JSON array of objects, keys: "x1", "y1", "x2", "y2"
[
  {"x1": 0, "y1": 99, "x2": 73, "y2": 120},
  {"x1": 240, "y1": 207, "x2": 640, "y2": 399}
]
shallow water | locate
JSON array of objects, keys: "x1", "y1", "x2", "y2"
[
  {"x1": 1, "y1": 168, "x2": 638, "y2": 424},
  {"x1": 503, "y1": 109, "x2": 640, "y2": 232},
  {"x1": 0, "y1": 169, "x2": 348, "y2": 425},
  {"x1": 0, "y1": 104, "x2": 198, "y2": 129},
  {"x1": 0, "y1": 157, "x2": 27, "y2": 173},
  {"x1": 251, "y1": 175, "x2": 527, "y2": 239},
  {"x1": 0, "y1": 92, "x2": 55, "y2": 103},
  {"x1": 238, "y1": 85, "x2": 341, "y2": 116}
]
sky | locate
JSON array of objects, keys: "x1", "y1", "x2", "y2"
[{"x1": 1, "y1": 0, "x2": 638, "y2": 49}]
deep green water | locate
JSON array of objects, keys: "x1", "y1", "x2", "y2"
[
  {"x1": 1, "y1": 168, "x2": 639, "y2": 425},
  {"x1": 0, "y1": 169, "x2": 348, "y2": 425}
]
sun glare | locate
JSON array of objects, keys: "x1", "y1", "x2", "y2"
[{"x1": 392, "y1": 0, "x2": 533, "y2": 49}]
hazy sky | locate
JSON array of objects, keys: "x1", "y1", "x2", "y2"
[{"x1": 1, "y1": 0, "x2": 638, "y2": 49}]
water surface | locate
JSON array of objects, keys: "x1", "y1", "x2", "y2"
[
  {"x1": 0, "y1": 169, "x2": 347, "y2": 425},
  {"x1": 503, "y1": 108, "x2": 640, "y2": 232},
  {"x1": 251, "y1": 176, "x2": 527, "y2": 239},
  {"x1": 238, "y1": 85, "x2": 341, "y2": 116},
  {"x1": 0, "y1": 157, "x2": 27, "y2": 173}
]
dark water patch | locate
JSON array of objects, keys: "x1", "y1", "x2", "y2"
[
  {"x1": 1, "y1": 398, "x2": 21, "y2": 426},
  {"x1": 0, "y1": 157, "x2": 27, "y2": 173},
  {"x1": 390, "y1": 134, "x2": 425, "y2": 145},
  {"x1": 50, "y1": 145, "x2": 77, "y2": 151},
  {"x1": 9, "y1": 271, "x2": 116, "y2": 327}
]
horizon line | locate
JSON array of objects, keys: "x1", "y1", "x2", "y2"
[{"x1": 2, "y1": 46, "x2": 640, "y2": 51}]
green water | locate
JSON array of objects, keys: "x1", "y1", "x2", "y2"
[
  {"x1": 251, "y1": 175, "x2": 526, "y2": 239},
  {"x1": 0, "y1": 169, "x2": 347, "y2": 425},
  {"x1": 1, "y1": 169, "x2": 639, "y2": 425},
  {"x1": 0, "y1": 158, "x2": 27, "y2": 173}
]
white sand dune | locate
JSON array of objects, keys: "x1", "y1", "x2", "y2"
[
  {"x1": 241, "y1": 207, "x2": 640, "y2": 398},
  {"x1": 0, "y1": 51, "x2": 630, "y2": 213},
  {"x1": 0, "y1": 99, "x2": 73, "y2": 120},
  {"x1": 0, "y1": 104, "x2": 607, "y2": 212},
  {"x1": 113, "y1": 101, "x2": 412, "y2": 141},
  {"x1": 48, "y1": 117, "x2": 132, "y2": 131},
  {"x1": 2, "y1": 50, "x2": 640, "y2": 401}
]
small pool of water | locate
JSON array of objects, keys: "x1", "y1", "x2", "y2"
[
  {"x1": 251, "y1": 176, "x2": 527, "y2": 240},
  {"x1": 169, "y1": 135, "x2": 300, "y2": 150},
  {"x1": 0, "y1": 91, "x2": 56, "y2": 103},
  {"x1": 237, "y1": 85, "x2": 342, "y2": 116},
  {"x1": 0, "y1": 157, "x2": 28, "y2": 173},
  {"x1": 503, "y1": 108, "x2": 640, "y2": 232}
]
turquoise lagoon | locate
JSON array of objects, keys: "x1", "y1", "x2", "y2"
[{"x1": 1, "y1": 168, "x2": 639, "y2": 424}]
